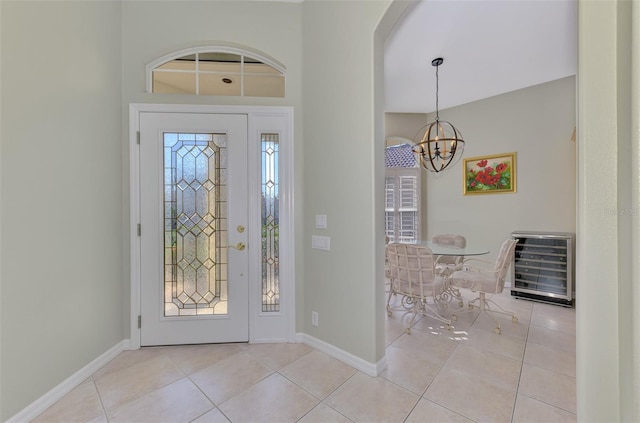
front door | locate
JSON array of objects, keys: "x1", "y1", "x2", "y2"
[{"x1": 139, "y1": 112, "x2": 249, "y2": 346}]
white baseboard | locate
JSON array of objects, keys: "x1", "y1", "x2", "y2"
[
  {"x1": 296, "y1": 333, "x2": 387, "y2": 377},
  {"x1": 7, "y1": 339, "x2": 131, "y2": 423},
  {"x1": 249, "y1": 337, "x2": 291, "y2": 344}
]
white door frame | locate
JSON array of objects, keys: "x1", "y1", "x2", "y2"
[{"x1": 129, "y1": 103, "x2": 295, "y2": 349}]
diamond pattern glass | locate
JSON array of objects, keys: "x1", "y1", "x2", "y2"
[
  {"x1": 164, "y1": 132, "x2": 228, "y2": 316},
  {"x1": 261, "y1": 134, "x2": 279, "y2": 312}
]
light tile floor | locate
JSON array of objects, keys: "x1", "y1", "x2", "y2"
[{"x1": 32, "y1": 290, "x2": 576, "y2": 422}]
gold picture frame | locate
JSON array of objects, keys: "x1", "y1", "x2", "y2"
[{"x1": 463, "y1": 152, "x2": 517, "y2": 195}]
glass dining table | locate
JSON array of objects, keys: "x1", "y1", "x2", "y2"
[
  {"x1": 414, "y1": 240, "x2": 490, "y2": 307},
  {"x1": 415, "y1": 240, "x2": 490, "y2": 258}
]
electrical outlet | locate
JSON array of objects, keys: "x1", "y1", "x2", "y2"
[{"x1": 312, "y1": 311, "x2": 319, "y2": 327}]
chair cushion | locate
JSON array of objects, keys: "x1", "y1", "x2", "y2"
[
  {"x1": 448, "y1": 239, "x2": 518, "y2": 295},
  {"x1": 394, "y1": 276, "x2": 446, "y2": 297},
  {"x1": 449, "y1": 270, "x2": 499, "y2": 293}
]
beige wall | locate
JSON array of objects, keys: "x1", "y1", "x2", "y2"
[
  {"x1": 0, "y1": 1, "x2": 123, "y2": 418},
  {"x1": 301, "y1": 0, "x2": 391, "y2": 364},
  {"x1": 385, "y1": 112, "x2": 425, "y2": 142},
  {"x1": 388, "y1": 77, "x2": 577, "y2": 271}
]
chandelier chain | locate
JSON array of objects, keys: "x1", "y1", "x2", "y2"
[{"x1": 435, "y1": 63, "x2": 440, "y2": 122}]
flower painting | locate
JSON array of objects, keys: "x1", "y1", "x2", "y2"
[{"x1": 463, "y1": 152, "x2": 516, "y2": 195}]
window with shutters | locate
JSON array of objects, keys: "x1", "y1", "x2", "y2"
[{"x1": 385, "y1": 143, "x2": 420, "y2": 243}]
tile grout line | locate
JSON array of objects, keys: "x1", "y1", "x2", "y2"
[
  {"x1": 315, "y1": 370, "x2": 359, "y2": 422},
  {"x1": 98, "y1": 350, "x2": 193, "y2": 419},
  {"x1": 510, "y1": 300, "x2": 533, "y2": 422},
  {"x1": 515, "y1": 392, "x2": 578, "y2": 418},
  {"x1": 274, "y1": 356, "x2": 359, "y2": 423},
  {"x1": 185, "y1": 371, "x2": 227, "y2": 422},
  {"x1": 418, "y1": 309, "x2": 483, "y2": 423},
  {"x1": 91, "y1": 376, "x2": 110, "y2": 423}
]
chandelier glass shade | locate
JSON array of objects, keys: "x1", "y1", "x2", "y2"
[{"x1": 412, "y1": 58, "x2": 465, "y2": 173}]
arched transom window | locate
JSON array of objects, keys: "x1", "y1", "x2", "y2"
[{"x1": 147, "y1": 46, "x2": 285, "y2": 98}]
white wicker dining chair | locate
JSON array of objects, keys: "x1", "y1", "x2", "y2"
[
  {"x1": 385, "y1": 243, "x2": 451, "y2": 334},
  {"x1": 448, "y1": 238, "x2": 519, "y2": 334}
]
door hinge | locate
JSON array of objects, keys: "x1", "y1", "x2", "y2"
[
  {"x1": 137, "y1": 224, "x2": 141, "y2": 236},
  {"x1": 138, "y1": 315, "x2": 141, "y2": 329},
  {"x1": 137, "y1": 131, "x2": 140, "y2": 145}
]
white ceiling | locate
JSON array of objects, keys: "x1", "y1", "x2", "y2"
[{"x1": 384, "y1": 0, "x2": 577, "y2": 114}]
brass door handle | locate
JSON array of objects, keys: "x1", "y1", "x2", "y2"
[{"x1": 228, "y1": 242, "x2": 246, "y2": 251}]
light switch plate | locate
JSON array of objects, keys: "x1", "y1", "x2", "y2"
[{"x1": 315, "y1": 214, "x2": 327, "y2": 229}]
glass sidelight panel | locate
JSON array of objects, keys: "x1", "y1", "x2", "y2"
[
  {"x1": 164, "y1": 132, "x2": 228, "y2": 316},
  {"x1": 261, "y1": 134, "x2": 279, "y2": 312}
]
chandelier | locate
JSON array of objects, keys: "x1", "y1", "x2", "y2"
[{"x1": 412, "y1": 58, "x2": 465, "y2": 173}]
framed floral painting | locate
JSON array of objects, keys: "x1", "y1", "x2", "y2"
[{"x1": 463, "y1": 152, "x2": 516, "y2": 195}]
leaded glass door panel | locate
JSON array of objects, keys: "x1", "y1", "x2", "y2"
[{"x1": 139, "y1": 112, "x2": 248, "y2": 345}]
